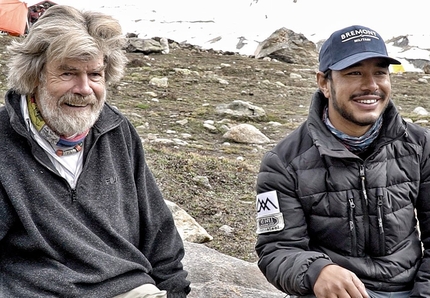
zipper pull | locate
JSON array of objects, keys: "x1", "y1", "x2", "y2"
[
  {"x1": 359, "y1": 165, "x2": 368, "y2": 206},
  {"x1": 348, "y1": 190, "x2": 355, "y2": 208},
  {"x1": 376, "y1": 188, "x2": 384, "y2": 234},
  {"x1": 347, "y1": 190, "x2": 355, "y2": 231}
]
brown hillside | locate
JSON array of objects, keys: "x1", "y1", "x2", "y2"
[{"x1": 0, "y1": 34, "x2": 429, "y2": 262}]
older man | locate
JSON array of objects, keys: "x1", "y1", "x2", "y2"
[{"x1": 0, "y1": 5, "x2": 190, "y2": 298}]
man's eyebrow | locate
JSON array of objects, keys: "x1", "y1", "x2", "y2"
[
  {"x1": 91, "y1": 65, "x2": 107, "y2": 72},
  {"x1": 376, "y1": 61, "x2": 390, "y2": 68},
  {"x1": 57, "y1": 64, "x2": 106, "y2": 72},
  {"x1": 345, "y1": 59, "x2": 390, "y2": 70},
  {"x1": 57, "y1": 64, "x2": 78, "y2": 71},
  {"x1": 345, "y1": 61, "x2": 363, "y2": 69}
]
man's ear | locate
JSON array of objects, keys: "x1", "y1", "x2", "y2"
[{"x1": 317, "y1": 71, "x2": 330, "y2": 98}]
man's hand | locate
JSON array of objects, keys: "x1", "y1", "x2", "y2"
[{"x1": 313, "y1": 264, "x2": 369, "y2": 298}]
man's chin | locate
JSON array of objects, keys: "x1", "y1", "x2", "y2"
[
  {"x1": 49, "y1": 120, "x2": 94, "y2": 137},
  {"x1": 46, "y1": 108, "x2": 102, "y2": 136}
]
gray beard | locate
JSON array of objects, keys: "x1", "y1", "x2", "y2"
[{"x1": 36, "y1": 85, "x2": 105, "y2": 136}]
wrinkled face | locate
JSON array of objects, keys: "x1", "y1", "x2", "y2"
[
  {"x1": 36, "y1": 55, "x2": 106, "y2": 137},
  {"x1": 318, "y1": 58, "x2": 392, "y2": 137}
]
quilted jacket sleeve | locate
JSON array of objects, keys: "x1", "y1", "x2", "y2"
[
  {"x1": 255, "y1": 150, "x2": 332, "y2": 296},
  {"x1": 410, "y1": 127, "x2": 430, "y2": 297}
]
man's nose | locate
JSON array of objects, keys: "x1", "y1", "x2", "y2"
[
  {"x1": 72, "y1": 75, "x2": 93, "y2": 96},
  {"x1": 361, "y1": 75, "x2": 379, "y2": 92}
]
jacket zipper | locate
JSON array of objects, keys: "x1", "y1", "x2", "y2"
[
  {"x1": 32, "y1": 149, "x2": 78, "y2": 203},
  {"x1": 359, "y1": 165, "x2": 370, "y2": 251},
  {"x1": 347, "y1": 189, "x2": 357, "y2": 256},
  {"x1": 376, "y1": 187, "x2": 385, "y2": 255},
  {"x1": 71, "y1": 189, "x2": 77, "y2": 203}
]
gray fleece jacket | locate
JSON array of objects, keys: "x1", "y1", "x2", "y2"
[{"x1": 0, "y1": 90, "x2": 191, "y2": 297}]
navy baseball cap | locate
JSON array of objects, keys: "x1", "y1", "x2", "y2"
[{"x1": 319, "y1": 25, "x2": 401, "y2": 72}]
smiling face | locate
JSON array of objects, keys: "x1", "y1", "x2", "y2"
[
  {"x1": 317, "y1": 58, "x2": 392, "y2": 137},
  {"x1": 35, "y1": 56, "x2": 106, "y2": 137}
]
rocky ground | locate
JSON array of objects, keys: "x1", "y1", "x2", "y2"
[{"x1": 1, "y1": 34, "x2": 429, "y2": 263}]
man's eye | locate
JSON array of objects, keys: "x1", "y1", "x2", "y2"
[
  {"x1": 89, "y1": 73, "x2": 104, "y2": 81},
  {"x1": 376, "y1": 70, "x2": 388, "y2": 75},
  {"x1": 59, "y1": 73, "x2": 74, "y2": 81}
]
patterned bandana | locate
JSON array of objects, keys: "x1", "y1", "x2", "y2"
[
  {"x1": 323, "y1": 106, "x2": 383, "y2": 154},
  {"x1": 27, "y1": 95, "x2": 88, "y2": 156}
]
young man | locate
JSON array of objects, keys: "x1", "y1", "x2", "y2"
[
  {"x1": 255, "y1": 25, "x2": 430, "y2": 297},
  {"x1": 0, "y1": 5, "x2": 190, "y2": 298}
]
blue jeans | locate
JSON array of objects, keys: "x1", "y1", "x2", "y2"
[{"x1": 290, "y1": 289, "x2": 411, "y2": 298}]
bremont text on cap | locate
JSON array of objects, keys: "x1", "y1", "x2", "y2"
[{"x1": 319, "y1": 25, "x2": 401, "y2": 72}]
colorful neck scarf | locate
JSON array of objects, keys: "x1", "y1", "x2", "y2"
[
  {"x1": 27, "y1": 95, "x2": 88, "y2": 156},
  {"x1": 323, "y1": 106, "x2": 383, "y2": 154}
]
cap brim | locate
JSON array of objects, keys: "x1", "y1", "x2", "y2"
[{"x1": 330, "y1": 52, "x2": 401, "y2": 71}]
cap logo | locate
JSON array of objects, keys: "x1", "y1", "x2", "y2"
[
  {"x1": 318, "y1": 25, "x2": 401, "y2": 72},
  {"x1": 341, "y1": 28, "x2": 379, "y2": 43}
]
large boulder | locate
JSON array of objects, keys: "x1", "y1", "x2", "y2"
[
  {"x1": 183, "y1": 241, "x2": 286, "y2": 298},
  {"x1": 254, "y1": 27, "x2": 318, "y2": 67},
  {"x1": 216, "y1": 100, "x2": 266, "y2": 120},
  {"x1": 167, "y1": 200, "x2": 286, "y2": 297},
  {"x1": 223, "y1": 123, "x2": 271, "y2": 144},
  {"x1": 124, "y1": 37, "x2": 169, "y2": 54}
]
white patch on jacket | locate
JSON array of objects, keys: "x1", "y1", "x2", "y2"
[{"x1": 256, "y1": 191, "x2": 285, "y2": 234}]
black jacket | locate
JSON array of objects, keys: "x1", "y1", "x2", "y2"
[
  {"x1": 0, "y1": 91, "x2": 190, "y2": 297},
  {"x1": 255, "y1": 90, "x2": 430, "y2": 296}
]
